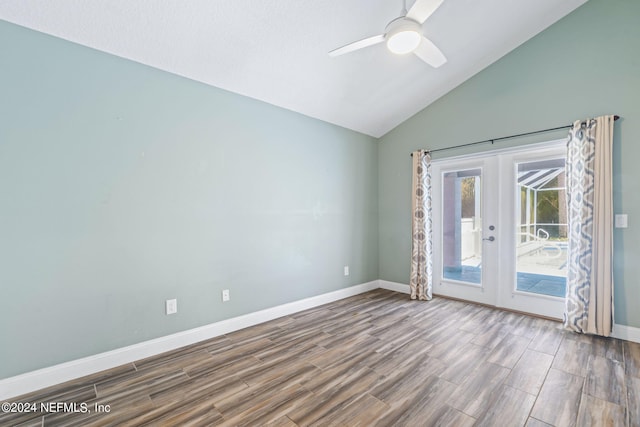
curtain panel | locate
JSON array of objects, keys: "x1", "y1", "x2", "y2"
[
  {"x1": 564, "y1": 115, "x2": 615, "y2": 336},
  {"x1": 410, "y1": 151, "x2": 433, "y2": 301}
]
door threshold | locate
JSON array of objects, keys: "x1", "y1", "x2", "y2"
[{"x1": 432, "y1": 292, "x2": 563, "y2": 322}]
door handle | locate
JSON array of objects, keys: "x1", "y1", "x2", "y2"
[{"x1": 483, "y1": 236, "x2": 495, "y2": 242}]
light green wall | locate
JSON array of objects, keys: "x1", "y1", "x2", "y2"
[
  {"x1": 0, "y1": 21, "x2": 378, "y2": 379},
  {"x1": 379, "y1": 0, "x2": 640, "y2": 327},
  {"x1": 2, "y1": 0, "x2": 639, "y2": 381}
]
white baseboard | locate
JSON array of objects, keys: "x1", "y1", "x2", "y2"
[
  {"x1": 612, "y1": 324, "x2": 640, "y2": 343},
  {"x1": 3, "y1": 278, "x2": 638, "y2": 400},
  {"x1": 379, "y1": 280, "x2": 410, "y2": 294},
  {"x1": 0, "y1": 280, "x2": 379, "y2": 400}
]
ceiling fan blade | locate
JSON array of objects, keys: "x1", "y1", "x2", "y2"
[
  {"x1": 414, "y1": 36, "x2": 447, "y2": 68},
  {"x1": 328, "y1": 34, "x2": 385, "y2": 57},
  {"x1": 406, "y1": 0, "x2": 444, "y2": 24}
]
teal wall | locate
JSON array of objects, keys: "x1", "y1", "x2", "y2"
[
  {"x1": 378, "y1": 0, "x2": 640, "y2": 327},
  {"x1": 2, "y1": 0, "x2": 639, "y2": 381},
  {"x1": 0, "y1": 21, "x2": 379, "y2": 379}
]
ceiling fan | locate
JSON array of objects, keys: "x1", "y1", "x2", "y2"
[{"x1": 328, "y1": 0, "x2": 447, "y2": 68}]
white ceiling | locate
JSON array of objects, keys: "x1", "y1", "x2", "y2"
[{"x1": 0, "y1": 0, "x2": 587, "y2": 137}]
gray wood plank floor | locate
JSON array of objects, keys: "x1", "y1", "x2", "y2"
[{"x1": 2, "y1": 289, "x2": 639, "y2": 426}]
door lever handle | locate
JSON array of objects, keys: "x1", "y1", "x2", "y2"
[{"x1": 483, "y1": 236, "x2": 495, "y2": 242}]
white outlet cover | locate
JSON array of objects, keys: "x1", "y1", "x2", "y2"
[
  {"x1": 222, "y1": 289, "x2": 230, "y2": 302},
  {"x1": 166, "y1": 299, "x2": 177, "y2": 315},
  {"x1": 344, "y1": 266, "x2": 349, "y2": 276},
  {"x1": 615, "y1": 214, "x2": 628, "y2": 228}
]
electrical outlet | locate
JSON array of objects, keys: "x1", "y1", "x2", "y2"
[
  {"x1": 222, "y1": 289, "x2": 230, "y2": 302},
  {"x1": 166, "y1": 299, "x2": 177, "y2": 315},
  {"x1": 344, "y1": 266, "x2": 350, "y2": 276}
]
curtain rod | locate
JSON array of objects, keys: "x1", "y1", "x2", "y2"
[{"x1": 410, "y1": 115, "x2": 620, "y2": 156}]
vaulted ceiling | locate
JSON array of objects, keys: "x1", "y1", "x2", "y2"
[{"x1": 0, "y1": 0, "x2": 587, "y2": 137}]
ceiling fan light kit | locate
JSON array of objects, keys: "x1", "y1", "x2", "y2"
[
  {"x1": 385, "y1": 18, "x2": 422, "y2": 54},
  {"x1": 328, "y1": 0, "x2": 447, "y2": 68}
]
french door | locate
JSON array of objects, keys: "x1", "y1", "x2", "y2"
[{"x1": 431, "y1": 141, "x2": 567, "y2": 319}]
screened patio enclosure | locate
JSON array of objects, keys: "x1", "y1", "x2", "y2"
[
  {"x1": 442, "y1": 158, "x2": 568, "y2": 298},
  {"x1": 515, "y1": 158, "x2": 567, "y2": 297}
]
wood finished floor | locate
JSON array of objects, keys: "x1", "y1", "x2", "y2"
[{"x1": 3, "y1": 289, "x2": 640, "y2": 426}]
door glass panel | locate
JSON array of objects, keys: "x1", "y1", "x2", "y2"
[
  {"x1": 515, "y1": 159, "x2": 567, "y2": 297},
  {"x1": 442, "y1": 169, "x2": 482, "y2": 285}
]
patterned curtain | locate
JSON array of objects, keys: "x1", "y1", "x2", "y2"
[
  {"x1": 564, "y1": 115, "x2": 615, "y2": 336},
  {"x1": 410, "y1": 151, "x2": 433, "y2": 301}
]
